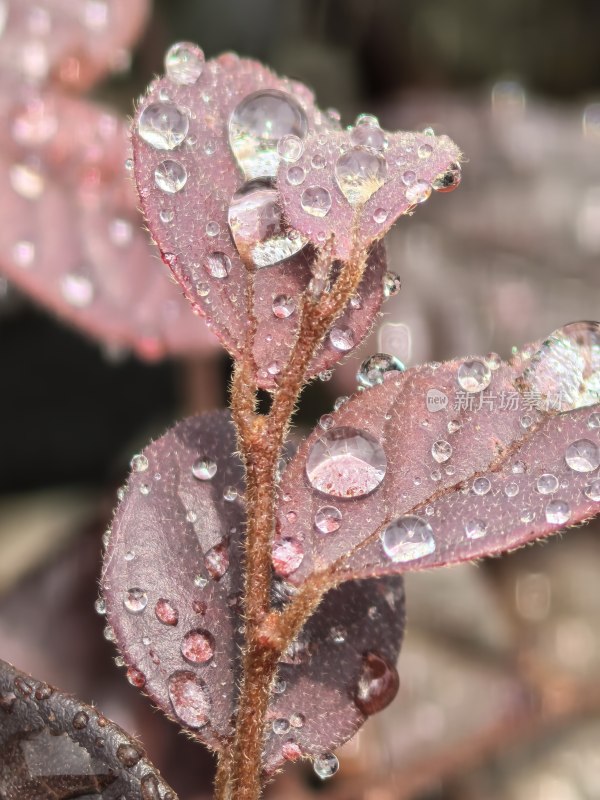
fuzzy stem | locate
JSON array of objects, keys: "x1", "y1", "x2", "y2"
[{"x1": 223, "y1": 242, "x2": 370, "y2": 800}]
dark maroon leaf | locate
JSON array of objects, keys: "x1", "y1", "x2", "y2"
[
  {"x1": 101, "y1": 411, "x2": 405, "y2": 771},
  {"x1": 275, "y1": 327, "x2": 600, "y2": 585},
  {"x1": 0, "y1": 92, "x2": 217, "y2": 360},
  {"x1": 131, "y1": 45, "x2": 389, "y2": 386},
  {"x1": 0, "y1": 658, "x2": 177, "y2": 800}
]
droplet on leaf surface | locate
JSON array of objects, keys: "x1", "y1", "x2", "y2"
[{"x1": 306, "y1": 427, "x2": 387, "y2": 498}]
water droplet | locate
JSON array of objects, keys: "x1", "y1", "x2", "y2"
[
  {"x1": 335, "y1": 147, "x2": 387, "y2": 206},
  {"x1": 357, "y1": 353, "x2": 405, "y2": 387},
  {"x1": 11, "y1": 240, "x2": 35, "y2": 268},
  {"x1": 504, "y1": 482, "x2": 520, "y2": 497},
  {"x1": 272, "y1": 294, "x2": 296, "y2": 319},
  {"x1": 131, "y1": 454, "x2": 149, "y2": 472},
  {"x1": 155, "y1": 598, "x2": 179, "y2": 626},
  {"x1": 447, "y1": 420, "x2": 462, "y2": 434},
  {"x1": 168, "y1": 671, "x2": 211, "y2": 728},
  {"x1": 272, "y1": 718, "x2": 290, "y2": 735},
  {"x1": 432, "y1": 161, "x2": 462, "y2": 192},
  {"x1": 311, "y1": 152, "x2": 326, "y2": 169},
  {"x1": 138, "y1": 102, "x2": 189, "y2": 150},
  {"x1": 512, "y1": 461, "x2": 527, "y2": 474},
  {"x1": 373, "y1": 207, "x2": 389, "y2": 224},
  {"x1": 431, "y1": 439, "x2": 452, "y2": 463},
  {"x1": 536, "y1": 473, "x2": 559, "y2": 494},
  {"x1": 160, "y1": 209, "x2": 174, "y2": 224},
  {"x1": 72, "y1": 711, "x2": 89, "y2": 730},
  {"x1": 520, "y1": 414, "x2": 534, "y2": 429},
  {"x1": 329, "y1": 325, "x2": 355, "y2": 352},
  {"x1": 405, "y1": 180, "x2": 432, "y2": 204},
  {"x1": 351, "y1": 118, "x2": 386, "y2": 150},
  {"x1": 273, "y1": 678, "x2": 286, "y2": 694},
  {"x1": 229, "y1": 90, "x2": 308, "y2": 179},
  {"x1": 286, "y1": 165, "x2": 305, "y2": 185},
  {"x1": 319, "y1": 414, "x2": 334, "y2": 430},
  {"x1": 314, "y1": 506, "x2": 342, "y2": 533},
  {"x1": 306, "y1": 427, "x2": 387, "y2": 498},
  {"x1": 94, "y1": 597, "x2": 106, "y2": 615},
  {"x1": 272, "y1": 538, "x2": 304, "y2": 576},
  {"x1": 472, "y1": 477, "x2": 491, "y2": 496},
  {"x1": 117, "y1": 743, "x2": 142, "y2": 767},
  {"x1": 139, "y1": 483, "x2": 151, "y2": 496},
  {"x1": 382, "y1": 271, "x2": 402, "y2": 298},
  {"x1": 165, "y1": 42, "x2": 204, "y2": 85},
  {"x1": 545, "y1": 499, "x2": 571, "y2": 524},
  {"x1": 457, "y1": 359, "x2": 492, "y2": 393},
  {"x1": 313, "y1": 752, "x2": 339, "y2": 780},
  {"x1": 124, "y1": 588, "x2": 148, "y2": 614},
  {"x1": 181, "y1": 629, "x2": 214, "y2": 663},
  {"x1": 354, "y1": 652, "x2": 399, "y2": 715},
  {"x1": 277, "y1": 134, "x2": 303, "y2": 162},
  {"x1": 289, "y1": 712, "x2": 305, "y2": 728},
  {"x1": 300, "y1": 186, "x2": 331, "y2": 217},
  {"x1": 127, "y1": 667, "x2": 146, "y2": 688},
  {"x1": 223, "y1": 486, "x2": 238, "y2": 502},
  {"x1": 10, "y1": 162, "x2": 45, "y2": 200},
  {"x1": 565, "y1": 439, "x2": 600, "y2": 472},
  {"x1": 465, "y1": 519, "x2": 488, "y2": 539},
  {"x1": 205, "y1": 541, "x2": 229, "y2": 580},
  {"x1": 191, "y1": 457, "x2": 217, "y2": 481},
  {"x1": 588, "y1": 411, "x2": 600, "y2": 429},
  {"x1": 381, "y1": 515, "x2": 435, "y2": 562},
  {"x1": 154, "y1": 159, "x2": 187, "y2": 193},
  {"x1": 584, "y1": 478, "x2": 600, "y2": 501},
  {"x1": 203, "y1": 251, "x2": 231, "y2": 279},
  {"x1": 205, "y1": 220, "x2": 220, "y2": 237},
  {"x1": 228, "y1": 180, "x2": 306, "y2": 267}
]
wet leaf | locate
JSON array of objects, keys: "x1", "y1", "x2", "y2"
[
  {"x1": 132, "y1": 44, "x2": 388, "y2": 386},
  {"x1": 0, "y1": 658, "x2": 178, "y2": 799},
  {"x1": 101, "y1": 411, "x2": 405, "y2": 770},
  {"x1": 275, "y1": 332, "x2": 600, "y2": 585}
]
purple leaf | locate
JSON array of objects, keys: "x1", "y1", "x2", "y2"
[
  {"x1": 101, "y1": 411, "x2": 405, "y2": 771},
  {"x1": 275, "y1": 326, "x2": 600, "y2": 585},
  {"x1": 131, "y1": 44, "x2": 388, "y2": 386},
  {"x1": 0, "y1": 658, "x2": 178, "y2": 800},
  {"x1": 0, "y1": 93, "x2": 218, "y2": 360}
]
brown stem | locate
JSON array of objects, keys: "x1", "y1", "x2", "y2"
[{"x1": 223, "y1": 241, "x2": 370, "y2": 800}]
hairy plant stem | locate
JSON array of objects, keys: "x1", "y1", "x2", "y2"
[{"x1": 223, "y1": 241, "x2": 369, "y2": 800}]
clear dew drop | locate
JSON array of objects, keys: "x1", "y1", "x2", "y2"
[
  {"x1": 504, "y1": 482, "x2": 520, "y2": 497},
  {"x1": 329, "y1": 325, "x2": 355, "y2": 352},
  {"x1": 123, "y1": 588, "x2": 148, "y2": 614},
  {"x1": 194, "y1": 574, "x2": 208, "y2": 589},
  {"x1": 181, "y1": 629, "x2": 215, "y2": 664},
  {"x1": 405, "y1": 180, "x2": 432, "y2": 204},
  {"x1": 277, "y1": 134, "x2": 303, "y2": 162},
  {"x1": 223, "y1": 486, "x2": 238, "y2": 502},
  {"x1": 354, "y1": 652, "x2": 399, "y2": 715},
  {"x1": 204, "y1": 252, "x2": 231, "y2": 279},
  {"x1": 131, "y1": 454, "x2": 149, "y2": 472},
  {"x1": 154, "y1": 159, "x2": 187, "y2": 193},
  {"x1": 272, "y1": 537, "x2": 304, "y2": 576},
  {"x1": 313, "y1": 752, "x2": 339, "y2": 780},
  {"x1": 545, "y1": 499, "x2": 571, "y2": 524},
  {"x1": 373, "y1": 207, "x2": 389, "y2": 224},
  {"x1": 159, "y1": 208, "x2": 174, "y2": 224},
  {"x1": 155, "y1": 598, "x2": 179, "y2": 626},
  {"x1": 447, "y1": 420, "x2": 462, "y2": 434},
  {"x1": 192, "y1": 457, "x2": 217, "y2": 480},
  {"x1": 381, "y1": 515, "x2": 435, "y2": 562},
  {"x1": 228, "y1": 89, "x2": 308, "y2": 180},
  {"x1": 457, "y1": 359, "x2": 492, "y2": 393},
  {"x1": 205, "y1": 541, "x2": 229, "y2": 580},
  {"x1": 286, "y1": 165, "x2": 305, "y2": 185},
  {"x1": 72, "y1": 711, "x2": 89, "y2": 730},
  {"x1": 168, "y1": 671, "x2": 211, "y2": 729},
  {"x1": 272, "y1": 294, "x2": 296, "y2": 319},
  {"x1": 431, "y1": 439, "x2": 452, "y2": 464},
  {"x1": 300, "y1": 186, "x2": 332, "y2": 217},
  {"x1": 126, "y1": 667, "x2": 146, "y2": 689},
  {"x1": 138, "y1": 102, "x2": 189, "y2": 150},
  {"x1": 382, "y1": 271, "x2": 402, "y2": 298},
  {"x1": 272, "y1": 718, "x2": 290, "y2": 735},
  {"x1": 432, "y1": 161, "x2": 462, "y2": 192},
  {"x1": 165, "y1": 42, "x2": 204, "y2": 85},
  {"x1": 314, "y1": 505, "x2": 342, "y2": 533},
  {"x1": 472, "y1": 477, "x2": 491, "y2": 496},
  {"x1": 465, "y1": 519, "x2": 488, "y2": 539},
  {"x1": 357, "y1": 353, "x2": 405, "y2": 387},
  {"x1": 94, "y1": 598, "x2": 106, "y2": 615},
  {"x1": 536, "y1": 473, "x2": 559, "y2": 494},
  {"x1": 306, "y1": 426, "x2": 387, "y2": 498},
  {"x1": 335, "y1": 147, "x2": 387, "y2": 206},
  {"x1": 351, "y1": 116, "x2": 387, "y2": 150},
  {"x1": 584, "y1": 478, "x2": 600, "y2": 501},
  {"x1": 565, "y1": 439, "x2": 600, "y2": 472},
  {"x1": 61, "y1": 273, "x2": 94, "y2": 308},
  {"x1": 588, "y1": 411, "x2": 600, "y2": 429}
]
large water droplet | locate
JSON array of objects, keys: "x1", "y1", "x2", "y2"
[
  {"x1": 457, "y1": 359, "x2": 492, "y2": 393},
  {"x1": 138, "y1": 103, "x2": 189, "y2": 150},
  {"x1": 565, "y1": 438, "x2": 600, "y2": 472},
  {"x1": 335, "y1": 147, "x2": 387, "y2": 206},
  {"x1": 431, "y1": 439, "x2": 452, "y2": 463},
  {"x1": 313, "y1": 752, "x2": 339, "y2": 780},
  {"x1": 204, "y1": 252, "x2": 231, "y2": 279},
  {"x1": 168, "y1": 671, "x2": 210, "y2": 728},
  {"x1": 354, "y1": 652, "x2": 399, "y2": 715},
  {"x1": 228, "y1": 180, "x2": 306, "y2": 267},
  {"x1": 300, "y1": 186, "x2": 331, "y2": 217},
  {"x1": 165, "y1": 42, "x2": 204, "y2": 85},
  {"x1": 536, "y1": 473, "x2": 559, "y2": 494},
  {"x1": 154, "y1": 159, "x2": 187, "y2": 193},
  {"x1": 124, "y1": 588, "x2": 148, "y2": 614},
  {"x1": 519, "y1": 321, "x2": 600, "y2": 411},
  {"x1": 181, "y1": 629, "x2": 214, "y2": 663},
  {"x1": 545, "y1": 499, "x2": 571, "y2": 524},
  {"x1": 357, "y1": 353, "x2": 405, "y2": 387},
  {"x1": 381, "y1": 515, "x2": 435, "y2": 562},
  {"x1": 272, "y1": 537, "x2": 304, "y2": 576},
  {"x1": 314, "y1": 506, "x2": 342, "y2": 533},
  {"x1": 306, "y1": 427, "x2": 387, "y2": 498},
  {"x1": 229, "y1": 90, "x2": 308, "y2": 179},
  {"x1": 192, "y1": 457, "x2": 217, "y2": 480},
  {"x1": 155, "y1": 598, "x2": 179, "y2": 626},
  {"x1": 329, "y1": 326, "x2": 355, "y2": 351}
]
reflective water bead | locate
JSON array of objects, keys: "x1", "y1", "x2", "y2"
[
  {"x1": 194, "y1": 575, "x2": 208, "y2": 589},
  {"x1": 330, "y1": 326, "x2": 355, "y2": 351},
  {"x1": 286, "y1": 165, "x2": 305, "y2": 185},
  {"x1": 405, "y1": 180, "x2": 432, "y2": 204},
  {"x1": 168, "y1": 671, "x2": 210, "y2": 728},
  {"x1": 139, "y1": 483, "x2": 151, "y2": 496},
  {"x1": 512, "y1": 461, "x2": 527, "y2": 474},
  {"x1": 192, "y1": 457, "x2": 217, "y2": 480},
  {"x1": 584, "y1": 479, "x2": 600, "y2": 501},
  {"x1": 181, "y1": 629, "x2": 214, "y2": 663},
  {"x1": 61, "y1": 273, "x2": 94, "y2": 308},
  {"x1": 272, "y1": 537, "x2": 304, "y2": 576},
  {"x1": 357, "y1": 353, "x2": 405, "y2": 387},
  {"x1": 382, "y1": 515, "x2": 435, "y2": 562},
  {"x1": 485, "y1": 352, "x2": 502, "y2": 370},
  {"x1": 131, "y1": 454, "x2": 149, "y2": 472},
  {"x1": 588, "y1": 411, "x2": 600, "y2": 429},
  {"x1": 204, "y1": 252, "x2": 231, "y2": 279},
  {"x1": 373, "y1": 207, "x2": 389, "y2": 224},
  {"x1": 335, "y1": 147, "x2": 387, "y2": 205},
  {"x1": 354, "y1": 652, "x2": 399, "y2": 715},
  {"x1": 126, "y1": 667, "x2": 146, "y2": 689},
  {"x1": 545, "y1": 499, "x2": 571, "y2": 524},
  {"x1": 319, "y1": 414, "x2": 334, "y2": 430},
  {"x1": 155, "y1": 598, "x2": 179, "y2": 626},
  {"x1": 432, "y1": 162, "x2": 462, "y2": 192},
  {"x1": 311, "y1": 153, "x2": 326, "y2": 169},
  {"x1": 138, "y1": 102, "x2": 189, "y2": 150},
  {"x1": 272, "y1": 718, "x2": 290, "y2": 735},
  {"x1": 229, "y1": 89, "x2": 308, "y2": 179},
  {"x1": 272, "y1": 294, "x2": 296, "y2": 319},
  {"x1": 431, "y1": 439, "x2": 452, "y2": 463},
  {"x1": 154, "y1": 159, "x2": 187, "y2": 193},
  {"x1": 165, "y1": 42, "x2": 204, "y2": 85},
  {"x1": 205, "y1": 220, "x2": 220, "y2": 237},
  {"x1": 382, "y1": 271, "x2": 402, "y2": 298},
  {"x1": 457, "y1": 359, "x2": 492, "y2": 392},
  {"x1": 521, "y1": 509, "x2": 535, "y2": 523},
  {"x1": 277, "y1": 134, "x2": 304, "y2": 162},
  {"x1": 159, "y1": 209, "x2": 174, "y2": 224},
  {"x1": 504, "y1": 482, "x2": 520, "y2": 497},
  {"x1": 301, "y1": 186, "x2": 331, "y2": 217},
  {"x1": 472, "y1": 477, "x2": 491, "y2": 495},
  {"x1": 447, "y1": 420, "x2": 462, "y2": 434},
  {"x1": 124, "y1": 588, "x2": 148, "y2": 614},
  {"x1": 418, "y1": 143, "x2": 433, "y2": 158},
  {"x1": 565, "y1": 439, "x2": 600, "y2": 472},
  {"x1": 313, "y1": 752, "x2": 339, "y2": 780},
  {"x1": 94, "y1": 597, "x2": 106, "y2": 615},
  {"x1": 350, "y1": 121, "x2": 386, "y2": 150},
  {"x1": 314, "y1": 506, "x2": 342, "y2": 533},
  {"x1": 10, "y1": 162, "x2": 45, "y2": 199},
  {"x1": 306, "y1": 426, "x2": 387, "y2": 498},
  {"x1": 402, "y1": 170, "x2": 416, "y2": 185},
  {"x1": 536, "y1": 473, "x2": 559, "y2": 494},
  {"x1": 465, "y1": 519, "x2": 488, "y2": 539},
  {"x1": 223, "y1": 486, "x2": 238, "y2": 502}
]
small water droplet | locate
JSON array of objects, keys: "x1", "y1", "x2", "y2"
[
  {"x1": 272, "y1": 538, "x2": 304, "y2": 576},
  {"x1": 447, "y1": 420, "x2": 462, "y2": 434},
  {"x1": 512, "y1": 461, "x2": 527, "y2": 474},
  {"x1": 204, "y1": 252, "x2": 231, "y2": 278},
  {"x1": 277, "y1": 134, "x2": 304, "y2": 162},
  {"x1": 301, "y1": 186, "x2": 331, "y2": 217},
  {"x1": 472, "y1": 477, "x2": 491, "y2": 496},
  {"x1": 10, "y1": 162, "x2": 45, "y2": 200},
  {"x1": 289, "y1": 712, "x2": 305, "y2": 728},
  {"x1": 124, "y1": 588, "x2": 148, "y2": 614},
  {"x1": 94, "y1": 597, "x2": 106, "y2": 615},
  {"x1": 223, "y1": 486, "x2": 238, "y2": 502},
  {"x1": 536, "y1": 473, "x2": 559, "y2": 494},
  {"x1": 588, "y1": 411, "x2": 600, "y2": 429},
  {"x1": 61, "y1": 272, "x2": 94, "y2": 308},
  {"x1": 205, "y1": 220, "x2": 220, "y2": 237},
  {"x1": 154, "y1": 159, "x2": 187, "y2": 193},
  {"x1": 127, "y1": 667, "x2": 146, "y2": 688},
  {"x1": 273, "y1": 678, "x2": 286, "y2": 694},
  {"x1": 272, "y1": 718, "x2": 290, "y2": 735},
  {"x1": 354, "y1": 652, "x2": 399, "y2": 715},
  {"x1": 313, "y1": 752, "x2": 339, "y2": 780},
  {"x1": 155, "y1": 598, "x2": 179, "y2": 626},
  {"x1": 504, "y1": 482, "x2": 520, "y2": 497},
  {"x1": 373, "y1": 207, "x2": 389, "y2": 224},
  {"x1": 545, "y1": 499, "x2": 571, "y2": 524},
  {"x1": 465, "y1": 519, "x2": 488, "y2": 539},
  {"x1": 381, "y1": 515, "x2": 435, "y2": 562},
  {"x1": 181, "y1": 629, "x2": 214, "y2": 663},
  {"x1": 382, "y1": 271, "x2": 401, "y2": 298},
  {"x1": 565, "y1": 439, "x2": 600, "y2": 472},
  {"x1": 286, "y1": 165, "x2": 305, "y2": 185},
  {"x1": 458, "y1": 359, "x2": 492, "y2": 393},
  {"x1": 520, "y1": 414, "x2": 534, "y2": 429},
  {"x1": 351, "y1": 117, "x2": 386, "y2": 150},
  {"x1": 306, "y1": 426, "x2": 387, "y2": 498},
  {"x1": 139, "y1": 483, "x2": 151, "y2": 496},
  {"x1": 160, "y1": 208, "x2": 174, "y2": 224},
  {"x1": 165, "y1": 42, "x2": 205, "y2": 85},
  {"x1": 357, "y1": 353, "x2": 404, "y2": 387},
  {"x1": 192, "y1": 457, "x2": 217, "y2": 480},
  {"x1": 131, "y1": 454, "x2": 149, "y2": 472},
  {"x1": 319, "y1": 414, "x2": 334, "y2": 430},
  {"x1": 314, "y1": 506, "x2": 342, "y2": 533},
  {"x1": 72, "y1": 711, "x2": 89, "y2": 730},
  {"x1": 584, "y1": 478, "x2": 600, "y2": 501},
  {"x1": 335, "y1": 147, "x2": 387, "y2": 206},
  {"x1": 432, "y1": 162, "x2": 462, "y2": 192},
  {"x1": 405, "y1": 180, "x2": 432, "y2": 204},
  {"x1": 138, "y1": 102, "x2": 189, "y2": 150},
  {"x1": 431, "y1": 439, "x2": 452, "y2": 463},
  {"x1": 272, "y1": 294, "x2": 296, "y2": 319},
  {"x1": 117, "y1": 743, "x2": 142, "y2": 767}
]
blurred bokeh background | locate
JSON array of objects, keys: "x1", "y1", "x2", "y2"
[{"x1": 1, "y1": 1, "x2": 600, "y2": 798}]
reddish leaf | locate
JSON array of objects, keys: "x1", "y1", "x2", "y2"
[
  {"x1": 0, "y1": 658, "x2": 178, "y2": 800},
  {"x1": 0, "y1": 92, "x2": 217, "y2": 360},
  {"x1": 275, "y1": 328, "x2": 600, "y2": 585},
  {"x1": 101, "y1": 411, "x2": 405, "y2": 770},
  {"x1": 277, "y1": 125, "x2": 462, "y2": 262},
  {"x1": 0, "y1": 0, "x2": 149, "y2": 92},
  {"x1": 132, "y1": 45, "x2": 388, "y2": 386}
]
